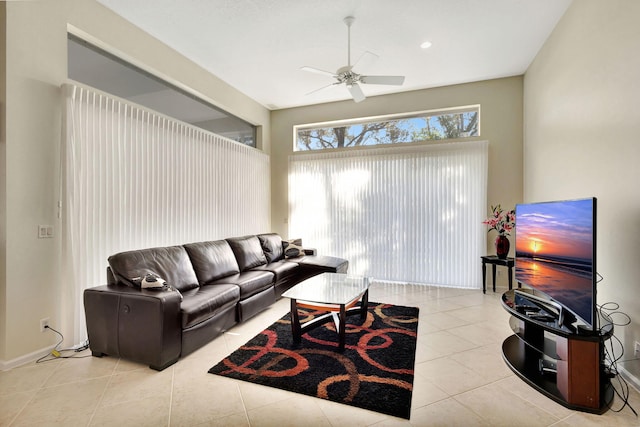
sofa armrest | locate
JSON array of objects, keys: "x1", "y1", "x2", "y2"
[{"x1": 84, "y1": 285, "x2": 182, "y2": 370}]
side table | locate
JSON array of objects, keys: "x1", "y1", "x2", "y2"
[{"x1": 481, "y1": 256, "x2": 515, "y2": 293}]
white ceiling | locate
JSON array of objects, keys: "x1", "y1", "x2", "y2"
[{"x1": 96, "y1": 0, "x2": 572, "y2": 110}]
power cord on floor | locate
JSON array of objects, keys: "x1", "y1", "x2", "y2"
[
  {"x1": 36, "y1": 325, "x2": 92, "y2": 364},
  {"x1": 598, "y1": 302, "x2": 637, "y2": 416}
]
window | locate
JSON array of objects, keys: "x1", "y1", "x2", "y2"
[
  {"x1": 63, "y1": 82, "x2": 270, "y2": 344},
  {"x1": 294, "y1": 106, "x2": 479, "y2": 151},
  {"x1": 68, "y1": 35, "x2": 257, "y2": 147},
  {"x1": 288, "y1": 141, "x2": 489, "y2": 288}
]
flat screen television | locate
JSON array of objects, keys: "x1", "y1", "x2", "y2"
[{"x1": 515, "y1": 197, "x2": 597, "y2": 331}]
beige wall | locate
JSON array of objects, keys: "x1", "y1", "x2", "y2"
[
  {"x1": 1, "y1": 3, "x2": 7, "y2": 360},
  {"x1": 1, "y1": 0, "x2": 270, "y2": 365},
  {"x1": 271, "y1": 77, "x2": 524, "y2": 265},
  {"x1": 524, "y1": 0, "x2": 640, "y2": 381}
]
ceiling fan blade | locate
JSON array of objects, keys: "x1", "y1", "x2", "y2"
[
  {"x1": 360, "y1": 75, "x2": 405, "y2": 85},
  {"x1": 300, "y1": 66, "x2": 336, "y2": 78},
  {"x1": 305, "y1": 82, "x2": 339, "y2": 96},
  {"x1": 352, "y1": 51, "x2": 379, "y2": 73},
  {"x1": 347, "y1": 83, "x2": 366, "y2": 103}
]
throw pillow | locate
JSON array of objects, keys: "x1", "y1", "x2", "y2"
[
  {"x1": 131, "y1": 273, "x2": 166, "y2": 289},
  {"x1": 283, "y1": 239, "x2": 305, "y2": 258}
]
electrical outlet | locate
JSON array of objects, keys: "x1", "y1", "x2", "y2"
[
  {"x1": 37, "y1": 225, "x2": 54, "y2": 239},
  {"x1": 40, "y1": 318, "x2": 50, "y2": 333},
  {"x1": 634, "y1": 341, "x2": 640, "y2": 356}
]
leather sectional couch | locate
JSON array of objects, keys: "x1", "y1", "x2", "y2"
[{"x1": 83, "y1": 233, "x2": 348, "y2": 370}]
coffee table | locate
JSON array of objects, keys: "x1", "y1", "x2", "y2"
[{"x1": 281, "y1": 273, "x2": 371, "y2": 350}]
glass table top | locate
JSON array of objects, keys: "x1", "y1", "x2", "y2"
[{"x1": 282, "y1": 273, "x2": 371, "y2": 305}]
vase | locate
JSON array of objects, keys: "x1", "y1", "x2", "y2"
[{"x1": 495, "y1": 235, "x2": 510, "y2": 259}]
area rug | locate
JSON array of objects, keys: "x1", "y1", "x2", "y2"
[{"x1": 209, "y1": 302, "x2": 418, "y2": 419}]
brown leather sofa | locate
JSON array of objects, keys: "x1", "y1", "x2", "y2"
[{"x1": 83, "y1": 233, "x2": 348, "y2": 370}]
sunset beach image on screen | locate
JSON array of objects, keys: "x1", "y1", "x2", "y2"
[{"x1": 514, "y1": 198, "x2": 596, "y2": 328}]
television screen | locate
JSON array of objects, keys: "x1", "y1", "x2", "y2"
[{"x1": 515, "y1": 198, "x2": 597, "y2": 330}]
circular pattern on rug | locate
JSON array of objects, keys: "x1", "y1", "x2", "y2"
[{"x1": 209, "y1": 302, "x2": 418, "y2": 419}]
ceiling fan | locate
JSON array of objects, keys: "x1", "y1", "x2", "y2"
[{"x1": 301, "y1": 16, "x2": 405, "y2": 103}]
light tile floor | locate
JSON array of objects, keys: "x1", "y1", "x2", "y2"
[{"x1": 1, "y1": 282, "x2": 639, "y2": 426}]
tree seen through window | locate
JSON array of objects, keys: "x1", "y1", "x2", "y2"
[{"x1": 295, "y1": 108, "x2": 479, "y2": 151}]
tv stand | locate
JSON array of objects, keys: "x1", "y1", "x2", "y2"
[
  {"x1": 501, "y1": 289, "x2": 614, "y2": 413},
  {"x1": 513, "y1": 288, "x2": 566, "y2": 325}
]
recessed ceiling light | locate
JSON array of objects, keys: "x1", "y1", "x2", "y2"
[{"x1": 420, "y1": 41, "x2": 432, "y2": 49}]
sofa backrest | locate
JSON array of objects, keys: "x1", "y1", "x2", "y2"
[
  {"x1": 108, "y1": 245, "x2": 199, "y2": 292},
  {"x1": 184, "y1": 240, "x2": 241, "y2": 284},
  {"x1": 226, "y1": 235, "x2": 268, "y2": 271},
  {"x1": 257, "y1": 233, "x2": 284, "y2": 263}
]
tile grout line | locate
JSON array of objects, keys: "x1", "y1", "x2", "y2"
[
  {"x1": 490, "y1": 377, "x2": 568, "y2": 425},
  {"x1": 7, "y1": 391, "x2": 36, "y2": 427},
  {"x1": 167, "y1": 365, "x2": 175, "y2": 427},
  {"x1": 85, "y1": 356, "x2": 120, "y2": 426},
  {"x1": 236, "y1": 380, "x2": 253, "y2": 426},
  {"x1": 8, "y1": 355, "x2": 66, "y2": 426}
]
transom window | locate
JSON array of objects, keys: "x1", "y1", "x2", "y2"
[
  {"x1": 68, "y1": 35, "x2": 257, "y2": 147},
  {"x1": 294, "y1": 106, "x2": 479, "y2": 151}
]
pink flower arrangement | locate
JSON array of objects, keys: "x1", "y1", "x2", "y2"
[{"x1": 483, "y1": 204, "x2": 515, "y2": 236}]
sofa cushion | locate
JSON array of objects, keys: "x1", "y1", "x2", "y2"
[
  {"x1": 226, "y1": 235, "x2": 267, "y2": 271},
  {"x1": 252, "y1": 260, "x2": 299, "y2": 283},
  {"x1": 179, "y1": 284, "x2": 240, "y2": 329},
  {"x1": 210, "y1": 270, "x2": 274, "y2": 299},
  {"x1": 257, "y1": 233, "x2": 284, "y2": 263},
  {"x1": 108, "y1": 246, "x2": 199, "y2": 292},
  {"x1": 184, "y1": 240, "x2": 241, "y2": 284}
]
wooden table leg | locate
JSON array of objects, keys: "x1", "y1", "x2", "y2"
[
  {"x1": 482, "y1": 261, "x2": 487, "y2": 294},
  {"x1": 492, "y1": 264, "x2": 497, "y2": 292},
  {"x1": 339, "y1": 303, "x2": 346, "y2": 350},
  {"x1": 360, "y1": 289, "x2": 369, "y2": 320},
  {"x1": 290, "y1": 298, "x2": 301, "y2": 342}
]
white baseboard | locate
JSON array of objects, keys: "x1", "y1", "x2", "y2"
[
  {"x1": 0, "y1": 346, "x2": 51, "y2": 371},
  {"x1": 618, "y1": 366, "x2": 640, "y2": 393}
]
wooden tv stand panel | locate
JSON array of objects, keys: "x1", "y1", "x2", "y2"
[{"x1": 501, "y1": 289, "x2": 613, "y2": 413}]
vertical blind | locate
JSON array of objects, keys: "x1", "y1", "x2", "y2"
[
  {"x1": 288, "y1": 141, "x2": 488, "y2": 288},
  {"x1": 62, "y1": 83, "x2": 270, "y2": 345}
]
